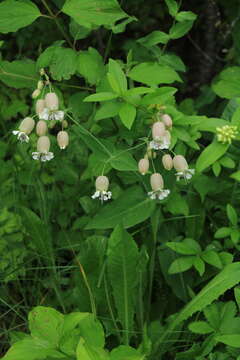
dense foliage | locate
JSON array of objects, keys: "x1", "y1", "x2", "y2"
[{"x1": 1, "y1": 0, "x2": 240, "y2": 359}]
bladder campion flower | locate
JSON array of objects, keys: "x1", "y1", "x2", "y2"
[
  {"x1": 39, "y1": 92, "x2": 64, "y2": 121},
  {"x1": 92, "y1": 176, "x2": 112, "y2": 201},
  {"x1": 36, "y1": 120, "x2": 48, "y2": 136},
  {"x1": 35, "y1": 99, "x2": 45, "y2": 116},
  {"x1": 138, "y1": 158, "x2": 149, "y2": 175},
  {"x1": 57, "y1": 131, "x2": 69, "y2": 149},
  {"x1": 161, "y1": 114, "x2": 173, "y2": 129},
  {"x1": 216, "y1": 125, "x2": 238, "y2": 144},
  {"x1": 173, "y1": 155, "x2": 195, "y2": 181},
  {"x1": 148, "y1": 173, "x2": 170, "y2": 200},
  {"x1": 32, "y1": 136, "x2": 54, "y2": 162},
  {"x1": 162, "y1": 154, "x2": 173, "y2": 170},
  {"x1": 150, "y1": 122, "x2": 171, "y2": 150},
  {"x1": 12, "y1": 117, "x2": 35, "y2": 143}
]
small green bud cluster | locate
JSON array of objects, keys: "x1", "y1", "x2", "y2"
[{"x1": 216, "y1": 125, "x2": 238, "y2": 144}]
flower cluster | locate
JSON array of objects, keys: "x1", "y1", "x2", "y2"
[
  {"x1": 92, "y1": 176, "x2": 112, "y2": 202},
  {"x1": 216, "y1": 125, "x2": 238, "y2": 144},
  {"x1": 12, "y1": 70, "x2": 69, "y2": 162}
]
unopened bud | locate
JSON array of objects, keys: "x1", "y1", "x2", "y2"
[
  {"x1": 57, "y1": 131, "x2": 69, "y2": 149},
  {"x1": 95, "y1": 176, "x2": 109, "y2": 192},
  {"x1": 62, "y1": 120, "x2": 68, "y2": 128},
  {"x1": 152, "y1": 122, "x2": 166, "y2": 140},
  {"x1": 19, "y1": 117, "x2": 35, "y2": 134},
  {"x1": 173, "y1": 155, "x2": 188, "y2": 172},
  {"x1": 36, "y1": 99, "x2": 45, "y2": 115},
  {"x1": 162, "y1": 154, "x2": 173, "y2": 170},
  {"x1": 150, "y1": 173, "x2": 164, "y2": 191},
  {"x1": 37, "y1": 80, "x2": 44, "y2": 90},
  {"x1": 37, "y1": 136, "x2": 50, "y2": 153},
  {"x1": 138, "y1": 158, "x2": 149, "y2": 175},
  {"x1": 40, "y1": 68, "x2": 45, "y2": 76},
  {"x1": 36, "y1": 120, "x2": 48, "y2": 136},
  {"x1": 45, "y1": 92, "x2": 59, "y2": 110},
  {"x1": 32, "y1": 89, "x2": 41, "y2": 99},
  {"x1": 162, "y1": 114, "x2": 173, "y2": 129}
]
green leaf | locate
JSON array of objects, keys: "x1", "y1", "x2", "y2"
[
  {"x1": 231, "y1": 229, "x2": 240, "y2": 244},
  {"x1": 110, "y1": 151, "x2": 138, "y2": 171},
  {"x1": 176, "y1": 11, "x2": 197, "y2": 22},
  {"x1": 110, "y1": 345, "x2": 144, "y2": 360},
  {"x1": 169, "y1": 21, "x2": 195, "y2": 39},
  {"x1": 166, "y1": 238, "x2": 201, "y2": 255},
  {"x1": 0, "y1": 59, "x2": 37, "y2": 88},
  {"x1": 50, "y1": 47, "x2": 78, "y2": 81},
  {"x1": 125, "y1": 87, "x2": 154, "y2": 96},
  {"x1": 157, "y1": 262, "x2": 240, "y2": 354},
  {"x1": 196, "y1": 140, "x2": 229, "y2": 172},
  {"x1": 86, "y1": 187, "x2": 155, "y2": 229},
  {"x1": 194, "y1": 257, "x2": 205, "y2": 276},
  {"x1": 168, "y1": 256, "x2": 195, "y2": 274},
  {"x1": 166, "y1": 192, "x2": 189, "y2": 216},
  {"x1": 164, "y1": 0, "x2": 178, "y2": 17},
  {"x1": 0, "y1": 0, "x2": 41, "y2": 34},
  {"x1": 189, "y1": 321, "x2": 213, "y2": 335},
  {"x1": 214, "y1": 227, "x2": 231, "y2": 239},
  {"x1": 111, "y1": 16, "x2": 137, "y2": 34},
  {"x1": 107, "y1": 225, "x2": 139, "y2": 344},
  {"x1": 212, "y1": 67, "x2": 240, "y2": 99},
  {"x1": 137, "y1": 31, "x2": 170, "y2": 47},
  {"x1": 94, "y1": 101, "x2": 121, "y2": 121},
  {"x1": 215, "y1": 334, "x2": 240, "y2": 348},
  {"x1": 78, "y1": 47, "x2": 105, "y2": 85},
  {"x1": 107, "y1": 59, "x2": 127, "y2": 95},
  {"x1": 69, "y1": 19, "x2": 91, "y2": 40},
  {"x1": 201, "y1": 251, "x2": 222, "y2": 269},
  {"x1": 128, "y1": 62, "x2": 181, "y2": 86},
  {"x1": 62, "y1": 0, "x2": 129, "y2": 29},
  {"x1": 84, "y1": 92, "x2": 118, "y2": 102},
  {"x1": 28, "y1": 306, "x2": 64, "y2": 347},
  {"x1": 227, "y1": 204, "x2": 238, "y2": 226},
  {"x1": 119, "y1": 102, "x2": 136, "y2": 129},
  {"x1": 141, "y1": 87, "x2": 177, "y2": 105},
  {"x1": 219, "y1": 156, "x2": 235, "y2": 169},
  {"x1": 76, "y1": 338, "x2": 109, "y2": 360},
  {"x1": 231, "y1": 170, "x2": 240, "y2": 181}
]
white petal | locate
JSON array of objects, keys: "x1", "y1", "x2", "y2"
[
  {"x1": 12, "y1": 130, "x2": 19, "y2": 135},
  {"x1": 55, "y1": 111, "x2": 64, "y2": 121},
  {"x1": 32, "y1": 152, "x2": 40, "y2": 160},
  {"x1": 39, "y1": 108, "x2": 50, "y2": 120}
]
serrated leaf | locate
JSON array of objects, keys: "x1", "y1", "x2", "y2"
[
  {"x1": 86, "y1": 187, "x2": 155, "y2": 229},
  {"x1": 62, "y1": 0, "x2": 130, "y2": 29},
  {"x1": 78, "y1": 47, "x2": 105, "y2": 85},
  {"x1": 128, "y1": 62, "x2": 181, "y2": 86},
  {"x1": 196, "y1": 140, "x2": 229, "y2": 172},
  {"x1": 119, "y1": 102, "x2": 136, "y2": 129},
  {"x1": 0, "y1": 0, "x2": 41, "y2": 34},
  {"x1": 50, "y1": 47, "x2": 78, "y2": 81},
  {"x1": 107, "y1": 225, "x2": 139, "y2": 344}
]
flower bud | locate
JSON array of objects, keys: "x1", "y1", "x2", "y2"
[
  {"x1": 138, "y1": 158, "x2": 149, "y2": 175},
  {"x1": 162, "y1": 114, "x2": 173, "y2": 129},
  {"x1": 162, "y1": 154, "x2": 173, "y2": 170},
  {"x1": 19, "y1": 117, "x2": 35, "y2": 134},
  {"x1": 152, "y1": 121, "x2": 166, "y2": 140},
  {"x1": 37, "y1": 136, "x2": 50, "y2": 153},
  {"x1": 40, "y1": 68, "x2": 45, "y2": 76},
  {"x1": 95, "y1": 176, "x2": 109, "y2": 192},
  {"x1": 37, "y1": 80, "x2": 44, "y2": 90},
  {"x1": 36, "y1": 120, "x2": 48, "y2": 136},
  {"x1": 57, "y1": 131, "x2": 69, "y2": 149},
  {"x1": 36, "y1": 99, "x2": 45, "y2": 115},
  {"x1": 173, "y1": 155, "x2": 188, "y2": 172},
  {"x1": 45, "y1": 92, "x2": 59, "y2": 110},
  {"x1": 32, "y1": 89, "x2": 41, "y2": 99},
  {"x1": 150, "y1": 173, "x2": 164, "y2": 191}
]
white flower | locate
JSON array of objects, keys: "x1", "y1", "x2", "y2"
[
  {"x1": 12, "y1": 130, "x2": 29, "y2": 143},
  {"x1": 39, "y1": 108, "x2": 64, "y2": 121},
  {"x1": 148, "y1": 189, "x2": 170, "y2": 200},
  {"x1": 149, "y1": 138, "x2": 170, "y2": 150},
  {"x1": 32, "y1": 151, "x2": 54, "y2": 162},
  {"x1": 176, "y1": 168, "x2": 195, "y2": 181},
  {"x1": 91, "y1": 190, "x2": 112, "y2": 202}
]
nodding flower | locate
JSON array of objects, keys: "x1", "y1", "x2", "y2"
[
  {"x1": 161, "y1": 114, "x2": 173, "y2": 129},
  {"x1": 162, "y1": 154, "x2": 173, "y2": 171},
  {"x1": 149, "y1": 122, "x2": 171, "y2": 150},
  {"x1": 39, "y1": 92, "x2": 64, "y2": 121},
  {"x1": 57, "y1": 131, "x2": 69, "y2": 150},
  {"x1": 12, "y1": 117, "x2": 35, "y2": 143},
  {"x1": 35, "y1": 99, "x2": 46, "y2": 116},
  {"x1": 138, "y1": 158, "x2": 149, "y2": 175},
  {"x1": 148, "y1": 173, "x2": 170, "y2": 200},
  {"x1": 92, "y1": 176, "x2": 112, "y2": 202},
  {"x1": 32, "y1": 136, "x2": 54, "y2": 162},
  {"x1": 173, "y1": 155, "x2": 195, "y2": 181}
]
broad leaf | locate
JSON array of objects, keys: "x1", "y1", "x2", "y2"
[
  {"x1": 137, "y1": 31, "x2": 170, "y2": 47},
  {"x1": 0, "y1": 0, "x2": 41, "y2": 33},
  {"x1": 169, "y1": 21, "x2": 195, "y2": 39},
  {"x1": 212, "y1": 67, "x2": 240, "y2": 99},
  {"x1": 118, "y1": 102, "x2": 136, "y2": 129},
  {"x1": 189, "y1": 321, "x2": 213, "y2": 335},
  {"x1": 196, "y1": 140, "x2": 229, "y2": 172},
  {"x1": 107, "y1": 59, "x2": 127, "y2": 95},
  {"x1": 168, "y1": 256, "x2": 195, "y2": 274},
  {"x1": 78, "y1": 47, "x2": 105, "y2": 85},
  {"x1": 0, "y1": 59, "x2": 37, "y2": 88}
]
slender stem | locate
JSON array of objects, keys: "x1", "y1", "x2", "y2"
[{"x1": 41, "y1": 0, "x2": 73, "y2": 49}]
